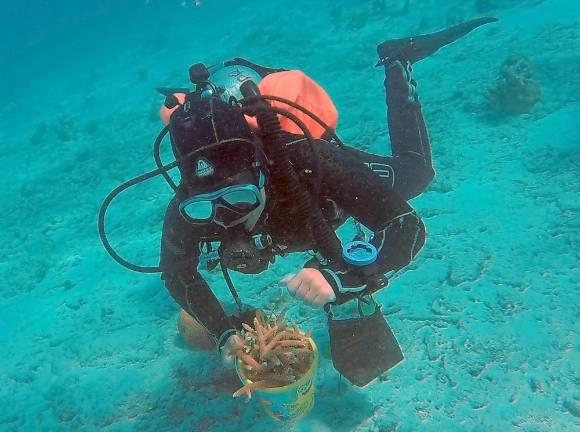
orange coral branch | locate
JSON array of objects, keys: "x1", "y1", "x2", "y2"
[
  {"x1": 239, "y1": 353, "x2": 262, "y2": 371},
  {"x1": 232, "y1": 380, "x2": 269, "y2": 399},
  {"x1": 242, "y1": 322, "x2": 255, "y2": 333},
  {"x1": 235, "y1": 309, "x2": 314, "y2": 395}
]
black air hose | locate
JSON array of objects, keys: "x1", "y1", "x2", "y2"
[{"x1": 240, "y1": 82, "x2": 343, "y2": 264}]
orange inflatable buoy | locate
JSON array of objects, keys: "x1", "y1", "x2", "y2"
[
  {"x1": 160, "y1": 93, "x2": 186, "y2": 125},
  {"x1": 246, "y1": 70, "x2": 338, "y2": 139}
]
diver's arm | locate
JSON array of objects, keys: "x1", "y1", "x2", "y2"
[
  {"x1": 160, "y1": 198, "x2": 233, "y2": 339},
  {"x1": 296, "y1": 140, "x2": 426, "y2": 302},
  {"x1": 316, "y1": 213, "x2": 425, "y2": 305},
  {"x1": 319, "y1": 211, "x2": 426, "y2": 296}
]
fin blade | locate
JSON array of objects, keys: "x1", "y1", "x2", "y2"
[{"x1": 376, "y1": 16, "x2": 499, "y2": 66}]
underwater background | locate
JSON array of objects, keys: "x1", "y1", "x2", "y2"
[{"x1": 0, "y1": 0, "x2": 578, "y2": 431}]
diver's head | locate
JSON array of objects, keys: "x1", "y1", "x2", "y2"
[
  {"x1": 169, "y1": 95, "x2": 267, "y2": 230},
  {"x1": 179, "y1": 169, "x2": 267, "y2": 230}
]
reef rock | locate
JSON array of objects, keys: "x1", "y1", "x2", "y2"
[{"x1": 487, "y1": 54, "x2": 542, "y2": 115}]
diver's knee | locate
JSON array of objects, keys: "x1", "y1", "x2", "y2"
[
  {"x1": 412, "y1": 218, "x2": 427, "y2": 259},
  {"x1": 413, "y1": 168, "x2": 435, "y2": 197},
  {"x1": 422, "y1": 166, "x2": 436, "y2": 188},
  {"x1": 399, "y1": 165, "x2": 435, "y2": 200},
  {"x1": 177, "y1": 309, "x2": 215, "y2": 351}
]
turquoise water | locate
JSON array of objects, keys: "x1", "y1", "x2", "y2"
[{"x1": 0, "y1": 0, "x2": 578, "y2": 431}]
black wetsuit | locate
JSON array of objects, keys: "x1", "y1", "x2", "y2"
[{"x1": 159, "y1": 63, "x2": 435, "y2": 340}]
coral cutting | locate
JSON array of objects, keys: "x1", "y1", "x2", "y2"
[{"x1": 229, "y1": 310, "x2": 314, "y2": 399}]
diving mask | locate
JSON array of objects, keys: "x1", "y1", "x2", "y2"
[{"x1": 179, "y1": 172, "x2": 266, "y2": 228}]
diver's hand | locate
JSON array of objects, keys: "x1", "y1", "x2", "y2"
[
  {"x1": 219, "y1": 333, "x2": 244, "y2": 369},
  {"x1": 282, "y1": 268, "x2": 337, "y2": 308}
]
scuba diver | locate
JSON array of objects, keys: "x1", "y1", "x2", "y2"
[{"x1": 99, "y1": 17, "x2": 497, "y2": 387}]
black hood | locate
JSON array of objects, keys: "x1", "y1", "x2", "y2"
[{"x1": 169, "y1": 96, "x2": 258, "y2": 190}]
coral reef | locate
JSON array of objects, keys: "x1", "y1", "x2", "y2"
[
  {"x1": 53, "y1": 115, "x2": 76, "y2": 142},
  {"x1": 228, "y1": 310, "x2": 314, "y2": 399},
  {"x1": 487, "y1": 54, "x2": 542, "y2": 115}
]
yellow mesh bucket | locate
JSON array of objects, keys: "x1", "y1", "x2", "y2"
[{"x1": 236, "y1": 338, "x2": 319, "y2": 422}]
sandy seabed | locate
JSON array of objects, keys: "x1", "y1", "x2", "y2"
[{"x1": 0, "y1": 0, "x2": 578, "y2": 431}]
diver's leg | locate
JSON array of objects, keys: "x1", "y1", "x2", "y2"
[
  {"x1": 347, "y1": 61, "x2": 435, "y2": 200},
  {"x1": 385, "y1": 60, "x2": 434, "y2": 187}
]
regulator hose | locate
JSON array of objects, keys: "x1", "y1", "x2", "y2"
[{"x1": 240, "y1": 82, "x2": 343, "y2": 264}]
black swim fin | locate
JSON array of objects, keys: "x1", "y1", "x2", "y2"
[
  {"x1": 328, "y1": 305, "x2": 404, "y2": 387},
  {"x1": 376, "y1": 16, "x2": 498, "y2": 66}
]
